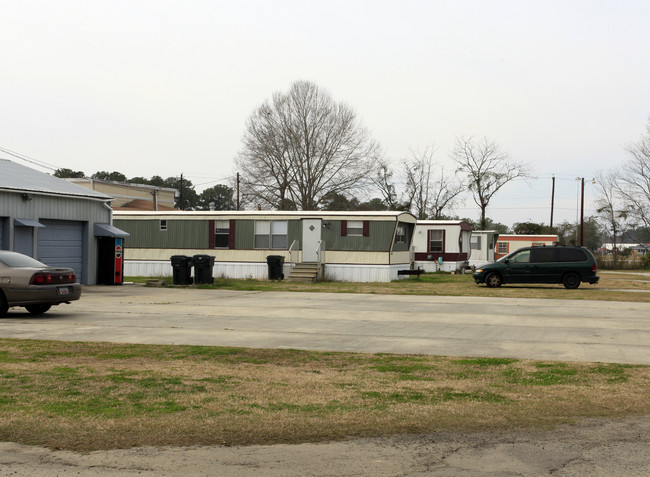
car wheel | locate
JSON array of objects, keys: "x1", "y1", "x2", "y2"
[
  {"x1": 485, "y1": 272, "x2": 502, "y2": 288},
  {"x1": 25, "y1": 304, "x2": 52, "y2": 315},
  {"x1": 563, "y1": 272, "x2": 581, "y2": 289},
  {"x1": 0, "y1": 293, "x2": 8, "y2": 317}
]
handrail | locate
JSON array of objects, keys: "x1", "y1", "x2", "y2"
[
  {"x1": 288, "y1": 240, "x2": 299, "y2": 264},
  {"x1": 316, "y1": 240, "x2": 325, "y2": 268}
]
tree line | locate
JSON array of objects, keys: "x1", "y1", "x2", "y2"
[
  {"x1": 55, "y1": 80, "x2": 650, "y2": 250},
  {"x1": 53, "y1": 169, "x2": 234, "y2": 211},
  {"x1": 234, "y1": 80, "x2": 531, "y2": 230},
  {"x1": 236, "y1": 80, "x2": 649, "y2": 250}
]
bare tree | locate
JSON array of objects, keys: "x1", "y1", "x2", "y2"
[
  {"x1": 235, "y1": 81, "x2": 379, "y2": 210},
  {"x1": 428, "y1": 166, "x2": 465, "y2": 219},
  {"x1": 618, "y1": 118, "x2": 650, "y2": 230},
  {"x1": 371, "y1": 157, "x2": 400, "y2": 210},
  {"x1": 403, "y1": 148, "x2": 434, "y2": 220},
  {"x1": 594, "y1": 170, "x2": 633, "y2": 267},
  {"x1": 452, "y1": 136, "x2": 531, "y2": 229},
  {"x1": 402, "y1": 147, "x2": 465, "y2": 220}
]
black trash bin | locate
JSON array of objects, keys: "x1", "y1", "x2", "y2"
[
  {"x1": 266, "y1": 255, "x2": 284, "y2": 280},
  {"x1": 193, "y1": 255, "x2": 215, "y2": 284},
  {"x1": 170, "y1": 255, "x2": 194, "y2": 285}
]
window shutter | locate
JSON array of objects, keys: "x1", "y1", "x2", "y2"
[
  {"x1": 341, "y1": 220, "x2": 347, "y2": 237},
  {"x1": 229, "y1": 219, "x2": 236, "y2": 249},
  {"x1": 208, "y1": 220, "x2": 215, "y2": 248},
  {"x1": 442, "y1": 230, "x2": 446, "y2": 252},
  {"x1": 427, "y1": 230, "x2": 432, "y2": 252},
  {"x1": 363, "y1": 220, "x2": 369, "y2": 237}
]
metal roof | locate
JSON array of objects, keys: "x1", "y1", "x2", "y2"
[
  {"x1": 113, "y1": 209, "x2": 418, "y2": 222},
  {"x1": 0, "y1": 159, "x2": 112, "y2": 200}
]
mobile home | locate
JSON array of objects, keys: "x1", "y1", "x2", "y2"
[
  {"x1": 114, "y1": 210, "x2": 417, "y2": 282},
  {"x1": 412, "y1": 220, "x2": 473, "y2": 272}
]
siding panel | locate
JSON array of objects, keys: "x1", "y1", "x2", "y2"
[{"x1": 326, "y1": 220, "x2": 395, "y2": 252}]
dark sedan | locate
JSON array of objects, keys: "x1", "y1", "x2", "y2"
[{"x1": 0, "y1": 250, "x2": 81, "y2": 316}]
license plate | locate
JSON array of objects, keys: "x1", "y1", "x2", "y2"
[{"x1": 58, "y1": 287, "x2": 70, "y2": 296}]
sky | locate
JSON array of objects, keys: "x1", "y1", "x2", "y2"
[{"x1": 2, "y1": 0, "x2": 649, "y2": 228}]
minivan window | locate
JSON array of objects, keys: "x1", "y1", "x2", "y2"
[
  {"x1": 530, "y1": 248, "x2": 557, "y2": 263},
  {"x1": 509, "y1": 250, "x2": 530, "y2": 263},
  {"x1": 558, "y1": 248, "x2": 588, "y2": 262}
]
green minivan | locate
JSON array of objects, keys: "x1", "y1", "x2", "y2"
[{"x1": 473, "y1": 245, "x2": 600, "y2": 289}]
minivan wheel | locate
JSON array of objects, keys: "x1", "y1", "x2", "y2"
[
  {"x1": 485, "y1": 272, "x2": 502, "y2": 288},
  {"x1": 563, "y1": 272, "x2": 581, "y2": 289}
]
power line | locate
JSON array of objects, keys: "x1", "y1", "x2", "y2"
[{"x1": 0, "y1": 146, "x2": 60, "y2": 172}]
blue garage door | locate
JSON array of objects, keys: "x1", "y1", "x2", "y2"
[{"x1": 37, "y1": 220, "x2": 84, "y2": 283}]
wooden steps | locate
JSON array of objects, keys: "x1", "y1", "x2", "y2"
[{"x1": 288, "y1": 263, "x2": 320, "y2": 282}]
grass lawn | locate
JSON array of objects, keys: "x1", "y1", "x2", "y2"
[
  {"x1": 1, "y1": 339, "x2": 649, "y2": 452},
  {"x1": 129, "y1": 270, "x2": 650, "y2": 303},
  {"x1": 2, "y1": 271, "x2": 649, "y2": 451}
]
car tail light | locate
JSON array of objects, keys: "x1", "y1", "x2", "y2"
[
  {"x1": 592, "y1": 264, "x2": 597, "y2": 273},
  {"x1": 30, "y1": 271, "x2": 76, "y2": 285}
]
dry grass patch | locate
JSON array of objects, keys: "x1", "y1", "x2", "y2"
[
  {"x1": 1, "y1": 340, "x2": 649, "y2": 451},
  {"x1": 129, "y1": 271, "x2": 650, "y2": 303}
]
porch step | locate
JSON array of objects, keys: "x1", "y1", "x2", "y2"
[{"x1": 288, "y1": 263, "x2": 320, "y2": 282}]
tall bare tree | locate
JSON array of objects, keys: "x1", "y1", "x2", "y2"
[
  {"x1": 452, "y1": 136, "x2": 531, "y2": 229},
  {"x1": 371, "y1": 157, "x2": 400, "y2": 210},
  {"x1": 403, "y1": 149, "x2": 434, "y2": 220},
  {"x1": 594, "y1": 170, "x2": 633, "y2": 266},
  {"x1": 402, "y1": 147, "x2": 464, "y2": 220},
  {"x1": 618, "y1": 118, "x2": 650, "y2": 230},
  {"x1": 236, "y1": 81, "x2": 379, "y2": 210}
]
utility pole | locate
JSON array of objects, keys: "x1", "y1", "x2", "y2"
[
  {"x1": 236, "y1": 172, "x2": 240, "y2": 211},
  {"x1": 550, "y1": 175, "x2": 555, "y2": 228},
  {"x1": 179, "y1": 173, "x2": 184, "y2": 211},
  {"x1": 579, "y1": 177, "x2": 585, "y2": 247}
]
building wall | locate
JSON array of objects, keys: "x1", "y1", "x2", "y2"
[
  {"x1": 0, "y1": 190, "x2": 112, "y2": 284},
  {"x1": 469, "y1": 231, "x2": 499, "y2": 266},
  {"x1": 114, "y1": 217, "x2": 405, "y2": 255},
  {"x1": 70, "y1": 179, "x2": 176, "y2": 209},
  {"x1": 495, "y1": 235, "x2": 559, "y2": 259},
  {"x1": 124, "y1": 260, "x2": 408, "y2": 283}
]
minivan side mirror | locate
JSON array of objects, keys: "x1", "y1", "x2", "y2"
[{"x1": 504, "y1": 258, "x2": 510, "y2": 264}]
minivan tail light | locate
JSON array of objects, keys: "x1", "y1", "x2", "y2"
[
  {"x1": 592, "y1": 264, "x2": 597, "y2": 273},
  {"x1": 29, "y1": 272, "x2": 76, "y2": 285}
]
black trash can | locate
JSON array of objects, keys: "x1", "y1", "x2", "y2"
[
  {"x1": 170, "y1": 255, "x2": 194, "y2": 285},
  {"x1": 193, "y1": 254, "x2": 215, "y2": 284},
  {"x1": 266, "y1": 255, "x2": 285, "y2": 280}
]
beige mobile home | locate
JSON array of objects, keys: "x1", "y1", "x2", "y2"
[{"x1": 114, "y1": 210, "x2": 417, "y2": 282}]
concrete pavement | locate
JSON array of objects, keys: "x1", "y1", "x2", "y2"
[{"x1": 1, "y1": 285, "x2": 649, "y2": 364}]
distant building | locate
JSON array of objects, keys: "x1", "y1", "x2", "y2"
[
  {"x1": 600, "y1": 243, "x2": 650, "y2": 255},
  {"x1": 469, "y1": 230, "x2": 500, "y2": 267},
  {"x1": 495, "y1": 234, "x2": 558, "y2": 260},
  {"x1": 66, "y1": 178, "x2": 177, "y2": 211},
  {"x1": 412, "y1": 220, "x2": 473, "y2": 272}
]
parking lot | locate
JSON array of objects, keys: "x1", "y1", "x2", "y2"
[{"x1": 2, "y1": 284, "x2": 650, "y2": 364}]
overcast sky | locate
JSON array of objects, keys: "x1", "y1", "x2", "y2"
[{"x1": 2, "y1": 0, "x2": 649, "y2": 227}]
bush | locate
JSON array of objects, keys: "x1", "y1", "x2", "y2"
[{"x1": 596, "y1": 254, "x2": 650, "y2": 270}]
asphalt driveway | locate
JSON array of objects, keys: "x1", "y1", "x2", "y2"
[{"x1": 1, "y1": 285, "x2": 649, "y2": 364}]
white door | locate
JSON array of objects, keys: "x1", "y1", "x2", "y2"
[{"x1": 302, "y1": 219, "x2": 322, "y2": 262}]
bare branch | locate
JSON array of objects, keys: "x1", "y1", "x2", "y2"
[
  {"x1": 451, "y1": 136, "x2": 532, "y2": 228},
  {"x1": 235, "y1": 81, "x2": 379, "y2": 210}
]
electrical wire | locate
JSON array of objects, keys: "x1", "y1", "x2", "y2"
[{"x1": 0, "y1": 146, "x2": 59, "y2": 172}]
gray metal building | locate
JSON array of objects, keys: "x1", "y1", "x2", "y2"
[{"x1": 0, "y1": 159, "x2": 128, "y2": 284}]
